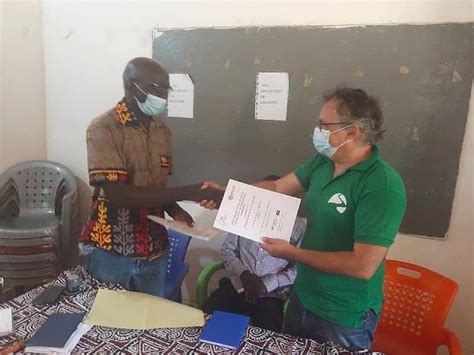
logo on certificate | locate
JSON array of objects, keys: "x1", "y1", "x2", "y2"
[{"x1": 228, "y1": 186, "x2": 236, "y2": 200}]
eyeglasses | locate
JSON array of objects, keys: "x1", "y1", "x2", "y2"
[
  {"x1": 318, "y1": 121, "x2": 349, "y2": 130},
  {"x1": 133, "y1": 81, "x2": 171, "y2": 98}
]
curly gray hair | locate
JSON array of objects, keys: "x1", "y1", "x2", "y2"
[{"x1": 323, "y1": 87, "x2": 385, "y2": 145}]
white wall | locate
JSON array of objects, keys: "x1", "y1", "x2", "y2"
[
  {"x1": 0, "y1": 0, "x2": 47, "y2": 171},
  {"x1": 41, "y1": 1, "x2": 473, "y2": 352}
]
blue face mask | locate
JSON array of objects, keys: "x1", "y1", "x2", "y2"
[
  {"x1": 312, "y1": 125, "x2": 352, "y2": 158},
  {"x1": 133, "y1": 82, "x2": 168, "y2": 117}
]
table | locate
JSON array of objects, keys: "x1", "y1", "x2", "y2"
[{"x1": 1, "y1": 267, "x2": 346, "y2": 354}]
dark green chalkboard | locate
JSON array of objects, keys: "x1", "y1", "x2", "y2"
[{"x1": 153, "y1": 24, "x2": 473, "y2": 238}]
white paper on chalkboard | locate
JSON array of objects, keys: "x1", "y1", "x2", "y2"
[
  {"x1": 168, "y1": 73, "x2": 194, "y2": 118},
  {"x1": 255, "y1": 72, "x2": 289, "y2": 121}
]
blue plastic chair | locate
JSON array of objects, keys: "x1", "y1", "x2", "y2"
[{"x1": 164, "y1": 229, "x2": 191, "y2": 302}]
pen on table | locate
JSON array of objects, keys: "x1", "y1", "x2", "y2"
[
  {"x1": 72, "y1": 301, "x2": 89, "y2": 312},
  {"x1": 0, "y1": 338, "x2": 26, "y2": 354},
  {"x1": 0, "y1": 277, "x2": 3, "y2": 303}
]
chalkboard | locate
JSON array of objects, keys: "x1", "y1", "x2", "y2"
[{"x1": 152, "y1": 24, "x2": 473, "y2": 238}]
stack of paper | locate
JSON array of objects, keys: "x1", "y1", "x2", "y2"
[{"x1": 25, "y1": 313, "x2": 92, "y2": 354}]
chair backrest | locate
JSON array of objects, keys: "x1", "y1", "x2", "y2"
[
  {"x1": 378, "y1": 259, "x2": 458, "y2": 339},
  {"x1": 0, "y1": 161, "x2": 77, "y2": 216},
  {"x1": 166, "y1": 229, "x2": 191, "y2": 276}
]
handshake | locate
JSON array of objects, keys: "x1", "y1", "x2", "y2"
[{"x1": 187, "y1": 182, "x2": 225, "y2": 209}]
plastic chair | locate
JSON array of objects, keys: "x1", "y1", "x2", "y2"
[
  {"x1": 0, "y1": 161, "x2": 79, "y2": 270},
  {"x1": 196, "y1": 259, "x2": 291, "y2": 312},
  {"x1": 371, "y1": 259, "x2": 462, "y2": 355},
  {"x1": 196, "y1": 259, "x2": 225, "y2": 309},
  {"x1": 164, "y1": 229, "x2": 191, "y2": 302}
]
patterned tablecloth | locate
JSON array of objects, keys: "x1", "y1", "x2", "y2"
[{"x1": 1, "y1": 266, "x2": 346, "y2": 354}]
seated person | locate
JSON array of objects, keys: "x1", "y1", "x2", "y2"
[{"x1": 203, "y1": 175, "x2": 306, "y2": 331}]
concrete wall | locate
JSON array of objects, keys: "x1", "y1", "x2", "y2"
[{"x1": 0, "y1": 0, "x2": 47, "y2": 171}]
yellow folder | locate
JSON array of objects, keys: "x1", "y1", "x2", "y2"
[{"x1": 84, "y1": 289, "x2": 205, "y2": 329}]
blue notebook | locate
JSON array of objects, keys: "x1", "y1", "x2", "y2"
[
  {"x1": 199, "y1": 311, "x2": 250, "y2": 349},
  {"x1": 27, "y1": 312, "x2": 85, "y2": 348}
]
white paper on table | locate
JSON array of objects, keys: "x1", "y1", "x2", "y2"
[
  {"x1": 148, "y1": 216, "x2": 221, "y2": 241},
  {"x1": 62, "y1": 323, "x2": 92, "y2": 354},
  {"x1": 167, "y1": 73, "x2": 194, "y2": 118},
  {"x1": 0, "y1": 307, "x2": 12, "y2": 336},
  {"x1": 255, "y1": 72, "x2": 289, "y2": 121},
  {"x1": 213, "y1": 179, "x2": 301, "y2": 242}
]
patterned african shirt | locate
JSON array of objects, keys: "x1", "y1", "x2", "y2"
[{"x1": 80, "y1": 99, "x2": 173, "y2": 259}]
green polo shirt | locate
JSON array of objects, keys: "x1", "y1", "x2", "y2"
[{"x1": 294, "y1": 145, "x2": 406, "y2": 328}]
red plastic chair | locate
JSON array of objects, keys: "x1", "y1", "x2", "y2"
[{"x1": 371, "y1": 259, "x2": 462, "y2": 355}]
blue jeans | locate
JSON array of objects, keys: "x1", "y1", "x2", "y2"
[
  {"x1": 282, "y1": 292, "x2": 379, "y2": 351},
  {"x1": 83, "y1": 248, "x2": 169, "y2": 297}
]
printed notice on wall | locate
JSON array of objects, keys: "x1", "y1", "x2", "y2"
[
  {"x1": 255, "y1": 72, "x2": 289, "y2": 121},
  {"x1": 167, "y1": 73, "x2": 194, "y2": 118}
]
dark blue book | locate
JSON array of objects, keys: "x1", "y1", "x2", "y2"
[
  {"x1": 199, "y1": 311, "x2": 250, "y2": 350},
  {"x1": 27, "y1": 312, "x2": 85, "y2": 348}
]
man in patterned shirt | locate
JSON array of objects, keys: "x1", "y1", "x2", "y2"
[
  {"x1": 203, "y1": 176, "x2": 306, "y2": 331},
  {"x1": 80, "y1": 57, "x2": 222, "y2": 297}
]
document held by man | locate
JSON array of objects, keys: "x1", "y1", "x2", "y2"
[
  {"x1": 213, "y1": 180, "x2": 301, "y2": 242},
  {"x1": 148, "y1": 216, "x2": 221, "y2": 241}
]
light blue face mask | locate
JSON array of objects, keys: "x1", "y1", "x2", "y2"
[
  {"x1": 312, "y1": 125, "x2": 352, "y2": 158},
  {"x1": 133, "y1": 82, "x2": 168, "y2": 117}
]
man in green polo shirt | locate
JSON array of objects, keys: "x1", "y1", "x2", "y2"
[
  {"x1": 259, "y1": 87, "x2": 407, "y2": 350},
  {"x1": 201, "y1": 87, "x2": 406, "y2": 350}
]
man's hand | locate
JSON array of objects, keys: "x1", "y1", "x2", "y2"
[
  {"x1": 260, "y1": 237, "x2": 298, "y2": 260},
  {"x1": 240, "y1": 271, "x2": 267, "y2": 303},
  {"x1": 165, "y1": 204, "x2": 195, "y2": 227},
  {"x1": 176, "y1": 183, "x2": 224, "y2": 208},
  {"x1": 199, "y1": 182, "x2": 226, "y2": 210}
]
